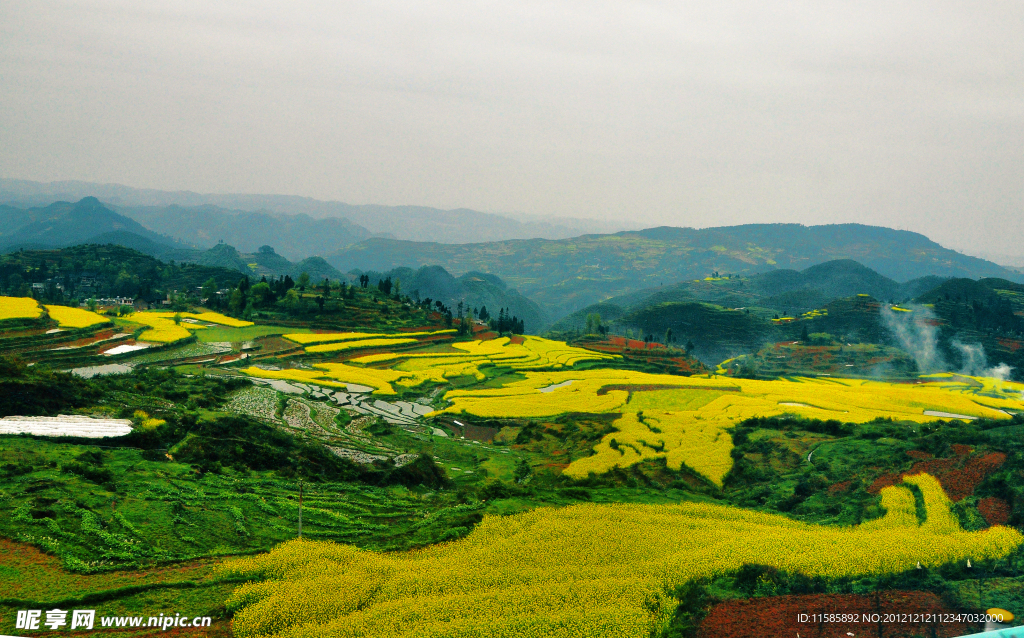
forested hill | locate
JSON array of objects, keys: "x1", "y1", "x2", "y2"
[
  {"x1": 0, "y1": 197, "x2": 175, "y2": 250},
  {"x1": 0, "y1": 244, "x2": 245, "y2": 302},
  {"x1": 354, "y1": 265, "x2": 546, "y2": 332},
  {"x1": 327, "y1": 224, "x2": 1022, "y2": 320}
]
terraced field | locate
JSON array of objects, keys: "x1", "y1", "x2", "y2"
[
  {"x1": 223, "y1": 474, "x2": 1022, "y2": 638},
  {"x1": 437, "y1": 370, "x2": 1024, "y2": 485}
]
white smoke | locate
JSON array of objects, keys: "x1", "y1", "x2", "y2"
[
  {"x1": 880, "y1": 306, "x2": 945, "y2": 373},
  {"x1": 951, "y1": 340, "x2": 1014, "y2": 380},
  {"x1": 952, "y1": 340, "x2": 988, "y2": 375},
  {"x1": 988, "y1": 362, "x2": 1013, "y2": 381}
]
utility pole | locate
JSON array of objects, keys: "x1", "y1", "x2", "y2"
[{"x1": 297, "y1": 479, "x2": 303, "y2": 539}]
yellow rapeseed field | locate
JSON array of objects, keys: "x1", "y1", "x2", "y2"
[
  {"x1": 239, "y1": 364, "x2": 410, "y2": 395},
  {"x1": 306, "y1": 338, "x2": 419, "y2": 354},
  {"x1": 44, "y1": 305, "x2": 109, "y2": 328},
  {"x1": 124, "y1": 313, "x2": 201, "y2": 343},
  {"x1": 182, "y1": 311, "x2": 254, "y2": 327},
  {"x1": 0, "y1": 296, "x2": 42, "y2": 321},
  {"x1": 436, "y1": 370, "x2": 1024, "y2": 485},
  {"x1": 285, "y1": 329, "x2": 455, "y2": 345},
  {"x1": 242, "y1": 336, "x2": 617, "y2": 394},
  {"x1": 357, "y1": 336, "x2": 618, "y2": 380},
  {"x1": 121, "y1": 311, "x2": 250, "y2": 342},
  {"x1": 222, "y1": 474, "x2": 1022, "y2": 638},
  {"x1": 240, "y1": 335, "x2": 1024, "y2": 484}
]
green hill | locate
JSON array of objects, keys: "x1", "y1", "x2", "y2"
[
  {"x1": 360, "y1": 265, "x2": 544, "y2": 334},
  {"x1": 327, "y1": 224, "x2": 1021, "y2": 324},
  {"x1": 0, "y1": 244, "x2": 245, "y2": 303},
  {"x1": 0, "y1": 198, "x2": 175, "y2": 250}
]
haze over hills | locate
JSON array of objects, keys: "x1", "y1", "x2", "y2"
[
  {"x1": 0, "y1": 178, "x2": 633, "y2": 244},
  {"x1": 115, "y1": 204, "x2": 373, "y2": 260},
  {"x1": 0, "y1": 197, "x2": 177, "y2": 251},
  {"x1": 327, "y1": 225, "x2": 1024, "y2": 322},
  {"x1": 3, "y1": 195, "x2": 1022, "y2": 333}
]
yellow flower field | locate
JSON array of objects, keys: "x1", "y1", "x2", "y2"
[
  {"x1": 237, "y1": 335, "x2": 1024, "y2": 485},
  {"x1": 241, "y1": 336, "x2": 618, "y2": 394},
  {"x1": 306, "y1": 337, "x2": 419, "y2": 354},
  {"x1": 285, "y1": 329, "x2": 456, "y2": 345},
  {"x1": 183, "y1": 311, "x2": 254, "y2": 327},
  {"x1": 239, "y1": 363, "x2": 410, "y2": 395},
  {"x1": 436, "y1": 370, "x2": 1024, "y2": 485},
  {"x1": 44, "y1": 305, "x2": 109, "y2": 328},
  {"x1": 121, "y1": 311, "x2": 253, "y2": 342},
  {"x1": 222, "y1": 474, "x2": 1022, "y2": 638},
  {"x1": 0, "y1": 296, "x2": 42, "y2": 321}
]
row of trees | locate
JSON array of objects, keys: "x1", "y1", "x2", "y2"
[{"x1": 582, "y1": 313, "x2": 694, "y2": 353}]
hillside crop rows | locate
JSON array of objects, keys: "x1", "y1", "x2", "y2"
[{"x1": 223, "y1": 474, "x2": 1021, "y2": 638}]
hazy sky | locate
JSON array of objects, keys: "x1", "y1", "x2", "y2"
[{"x1": 2, "y1": 1, "x2": 1022, "y2": 257}]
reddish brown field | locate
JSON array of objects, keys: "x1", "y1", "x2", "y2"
[
  {"x1": 869, "y1": 448, "x2": 1006, "y2": 502},
  {"x1": 978, "y1": 497, "x2": 1011, "y2": 526},
  {"x1": 698, "y1": 591, "x2": 979, "y2": 638}
]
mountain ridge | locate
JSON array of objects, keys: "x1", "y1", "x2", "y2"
[
  {"x1": 0, "y1": 178, "x2": 633, "y2": 244},
  {"x1": 326, "y1": 224, "x2": 1024, "y2": 324}
]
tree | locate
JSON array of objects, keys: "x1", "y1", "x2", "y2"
[
  {"x1": 297, "y1": 272, "x2": 311, "y2": 292},
  {"x1": 664, "y1": 327, "x2": 673, "y2": 345},
  {"x1": 800, "y1": 324, "x2": 810, "y2": 342},
  {"x1": 478, "y1": 305, "x2": 489, "y2": 322},
  {"x1": 585, "y1": 312, "x2": 602, "y2": 336},
  {"x1": 228, "y1": 288, "x2": 246, "y2": 314},
  {"x1": 316, "y1": 295, "x2": 325, "y2": 312},
  {"x1": 685, "y1": 339, "x2": 695, "y2": 355},
  {"x1": 513, "y1": 458, "x2": 532, "y2": 484},
  {"x1": 201, "y1": 277, "x2": 218, "y2": 305},
  {"x1": 250, "y1": 282, "x2": 274, "y2": 307}
]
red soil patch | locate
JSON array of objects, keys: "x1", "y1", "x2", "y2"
[
  {"x1": 978, "y1": 497, "x2": 1011, "y2": 526},
  {"x1": 509, "y1": 335, "x2": 525, "y2": 345},
  {"x1": 997, "y1": 337, "x2": 1023, "y2": 352},
  {"x1": 868, "y1": 450, "x2": 1006, "y2": 501},
  {"x1": 605, "y1": 336, "x2": 665, "y2": 350},
  {"x1": 828, "y1": 480, "x2": 852, "y2": 495},
  {"x1": 906, "y1": 449, "x2": 933, "y2": 460},
  {"x1": 698, "y1": 591, "x2": 978, "y2": 638}
]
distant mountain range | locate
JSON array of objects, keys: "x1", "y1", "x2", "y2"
[
  {"x1": 0, "y1": 197, "x2": 176, "y2": 251},
  {"x1": 3, "y1": 195, "x2": 1022, "y2": 332},
  {"x1": 327, "y1": 225, "x2": 1024, "y2": 322},
  {"x1": 0, "y1": 178, "x2": 633, "y2": 245},
  {"x1": 113, "y1": 204, "x2": 372, "y2": 260}
]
